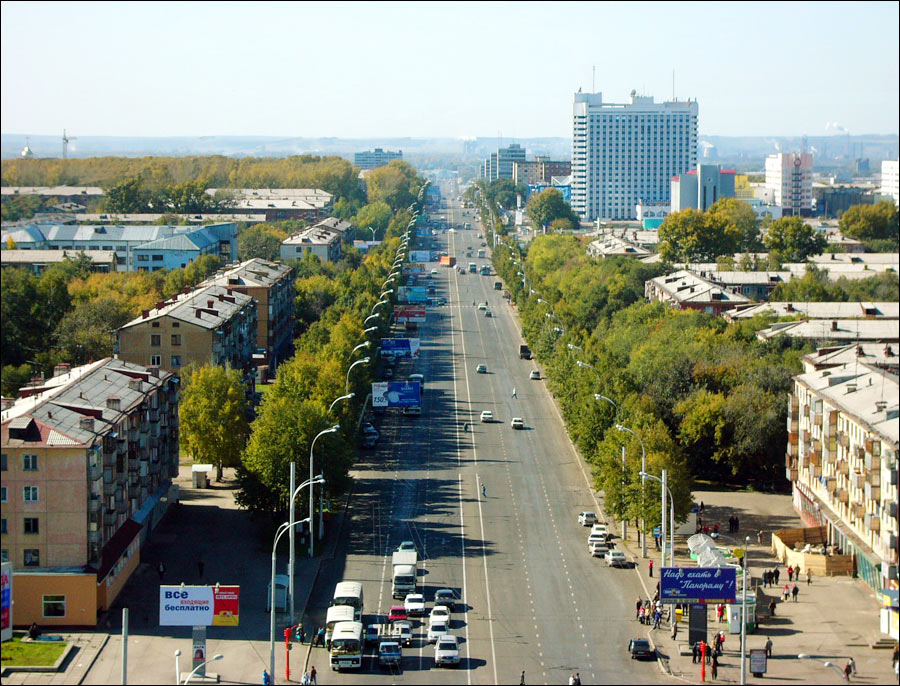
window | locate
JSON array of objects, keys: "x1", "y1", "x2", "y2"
[
  {"x1": 43, "y1": 594, "x2": 66, "y2": 618},
  {"x1": 0, "y1": 486, "x2": 6, "y2": 502},
  {"x1": 0, "y1": 550, "x2": 7, "y2": 563},
  {"x1": 23, "y1": 454, "x2": 38, "y2": 471},
  {"x1": 171, "y1": 334, "x2": 181, "y2": 346},
  {"x1": 152, "y1": 321, "x2": 160, "y2": 328},
  {"x1": 171, "y1": 355, "x2": 181, "y2": 368},
  {"x1": 24, "y1": 517, "x2": 39, "y2": 534},
  {"x1": 0, "y1": 518, "x2": 6, "y2": 534},
  {"x1": 24, "y1": 486, "x2": 39, "y2": 502},
  {"x1": 24, "y1": 549, "x2": 40, "y2": 566},
  {"x1": 150, "y1": 355, "x2": 161, "y2": 367},
  {"x1": 152, "y1": 254, "x2": 164, "y2": 262},
  {"x1": 151, "y1": 335, "x2": 161, "y2": 347},
  {"x1": 172, "y1": 322, "x2": 180, "y2": 328},
  {"x1": 0, "y1": 453, "x2": 6, "y2": 471},
  {"x1": 137, "y1": 254, "x2": 149, "y2": 262}
]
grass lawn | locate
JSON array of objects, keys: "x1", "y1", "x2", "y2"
[{"x1": 0, "y1": 635, "x2": 67, "y2": 666}]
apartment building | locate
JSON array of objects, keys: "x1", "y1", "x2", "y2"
[
  {"x1": 725, "y1": 301, "x2": 900, "y2": 322},
  {"x1": 572, "y1": 91, "x2": 698, "y2": 221},
  {"x1": 200, "y1": 259, "x2": 296, "y2": 369},
  {"x1": 765, "y1": 153, "x2": 813, "y2": 216},
  {"x1": 756, "y1": 319, "x2": 900, "y2": 344},
  {"x1": 481, "y1": 144, "x2": 526, "y2": 182},
  {"x1": 786, "y1": 359, "x2": 899, "y2": 592},
  {"x1": 280, "y1": 225, "x2": 342, "y2": 263},
  {"x1": 116, "y1": 285, "x2": 258, "y2": 377},
  {"x1": 670, "y1": 164, "x2": 736, "y2": 212},
  {"x1": 1, "y1": 249, "x2": 118, "y2": 275},
  {"x1": 354, "y1": 148, "x2": 402, "y2": 170},
  {"x1": 644, "y1": 270, "x2": 751, "y2": 316},
  {"x1": 513, "y1": 158, "x2": 572, "y2": 187},
  {"x1": 1, "y1": 358, "x2": 179, "y2": 626},
  {"x1": 882, "y1": 160, "x2": 899, "y2": 206}
]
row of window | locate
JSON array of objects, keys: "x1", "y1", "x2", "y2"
[
  {"x1": 0, "y1": 517, "x2": 40, "y2": 533},
  {"x1": 1, "y1": 453, "x2": 39, "y2": 471},
  {"x1": 0, "y1": 549, "x2": 49, "y2": 573},
  {"x1": 150, "y1": 335, "x2": 181, "y2": 346},
  {"x1": 0, "y1": 485, "x2": 39, "y2": 502}
]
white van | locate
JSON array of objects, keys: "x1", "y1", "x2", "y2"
[
  {"x1": 331, "y1": 581, "x2": 364, "y2": 621},
  {"x1": 326, "y1": 605, "x2": 357, "y2": 644}
]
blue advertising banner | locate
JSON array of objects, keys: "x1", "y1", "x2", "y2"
[
  {"x1": 372, "y1": 381, "x2": 422, "y2": 407},
  {"x1": 660, "y1": 567, "x2": 737, "y2": 604},
  {"x1": 381, "y1": 338, "x2": 421, "y2": 358}
]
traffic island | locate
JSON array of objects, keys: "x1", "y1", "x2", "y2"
[{"x1": 0, "y1": 633, "x2": 73, "y2": 674}]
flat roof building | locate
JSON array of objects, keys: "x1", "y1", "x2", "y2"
[
  {"x1": 280, "y1": 226, "x2": 342, "y2": 263},
  {"x1": 1, "y1": 249, "x2": 117, "y2": 275},
  {"x1": 644, "y1": 269, "x2": 751, "y2": 316},
  {"x1": 354, "y1": 148, "x2": 402, "y2": 170}
]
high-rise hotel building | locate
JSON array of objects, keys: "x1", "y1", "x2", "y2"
[{"x1": 572, "y1": 91, "x2": 698, "y2": 221}]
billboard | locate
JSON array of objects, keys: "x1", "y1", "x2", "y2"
[
  {"x1": 403, "y1": 264, "x2": 425, "y2": 275},
  {"x1": 660, "y1": 567, "x2": 737, "y2": 604},
  {"x1": 160, "y1": 585, "x2": 240, "y2": 626},
  {"x1": 394, "y1": 305, "x2": 426, "y2": 323},
  {"x1": 372, "y1": 381, "x2": 422, "y2": 407},
  {"x1": 397, "y1": 287, "x2": 427, "y2": 304},
  {"x1": 381, "y1": 338, "x2": 421, "y2": 358},
  {"x1": 1, "y1": 562, "x2": 12, "y2": 642},
  {"x1": 410, "y1": 250, "x2": 431, "y2": 263}
]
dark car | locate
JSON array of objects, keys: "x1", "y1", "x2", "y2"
[{"x1": 627, "y1": 638, "x2": 654, "y2": 660}]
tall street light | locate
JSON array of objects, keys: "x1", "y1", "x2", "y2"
[
  {"x1": 380, "y1": 289, "x2": 394, "y2": 299},
  {"x1": 346, "y1": 356, "x2": 370, "y2": 394},
  {"x1": 616, "y1": 424, "x2": 647, "y2": 558},
  {"x1": 289, "y1": 452, "x2": 329, "y2": 625},
  {"x1": 183, "y1": 653, "x2": 223, "y2": 684},
  {"x1": 592, "y1": 393, "x2": 626, "y2": 539},
  {"x1": 351, "y1": 341, "x2": 371, "y2": 357},
  {"x1": 363, "y1": 326, "x2": 378, "y2": 336},
  {"x1": 308, "y1": 427, "x2": 339, "y2": 560},
  {"x1": 718, "y1": 532, "x2": 752, "y2": 685},
  {"x1": 639, "y1": 470, "x2": 675, "y2": 570},
  {"x1": 272, "y1": 508, "x2": 314, "y2": 679},
  {"x1": 364, "y1": 314, "x2": 380, "y2": 326},
  {"x1": 329, "y1": 393, "x2": 355, "y2": 414},
  {"x1": 367, "y1": 226, "x2": 376, "y2": 241},
  {"x1": 567, "y1": 343, "x2": 583, "y2": 353}
]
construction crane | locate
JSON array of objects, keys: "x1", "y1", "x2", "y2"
[{"x1": 62, "y1": 129, "x2": 77, "y2": 159}]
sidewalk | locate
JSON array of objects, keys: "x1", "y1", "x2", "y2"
[
  {"x1": 1, "y1": 633, "x2": 108, "y2": 685},
  {"x1": 615, "y1": 490, "x2": 897, "y2": 684}
]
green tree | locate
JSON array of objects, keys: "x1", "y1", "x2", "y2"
[
  {"x1": 163, "y1": 178, "x2": 212, "y2": 213},
  {"x1": 526, "y1": 188, "x2": 578, "y2": 229},
  {"x1": 764, "y1": 216, "x2": 827, "y2": 261},
  {"x1": 658, "y1": 209, "x2": 741, "y2": 262},
  {"x1": 707, "y1": 198, "x2": 761, "y2": 252},
  {"x1": 53, "y1": 296, "x2": 134, "y2": 364},
  {"x1": 238, "y1": 224, "x2": 289, "y2": 261},
  {"x1": 365, "y1": 161, "x2": 419, "y2": 211},
  {"x1": 103, "y1": 176, "x2": 151, "y2": 213},
  {"x1": 1, "y1": 363, "x2": 35, "y2": 398},
  {"x1": 838, "y1": 201, "x2": 899, "y2": 242},
  {"x1": 352, "y1": 202, "x2": 392, "y2": 236},
  {"x1": 180, "y1": 365, "x2": 250, "y2": 482}
]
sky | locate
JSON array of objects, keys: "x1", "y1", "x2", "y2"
[{"x1": 2, "y1": 1, "x2": 898, "y2": 139}]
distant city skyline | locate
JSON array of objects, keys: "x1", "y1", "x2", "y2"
[{"x1": 1, "y1": 1, "x2": 898, "y2": 140}]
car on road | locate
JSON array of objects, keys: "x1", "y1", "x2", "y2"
[
  {"x1": 361, "y1": 434, "x2": 378, "y2": 449},
  {"x1": 364, "y1": 624, "x2": 381, "y2": 646},
  {"x1": 434, "y1": 635, "x2": 460, "y2": 667},
  {"x1": 529, "y1": 370, "x2": 541, "y2": 380},
  {"x1": 431, "y1": 269, "x2": 438, "y2": 275},
  {"x1": 404, "y1": 593, "x2": 426, "y2": 616},
  {"x1": 362, "y1": 423, "x2": 379, "y2": 440},
  {"x1": 590, "y1": 524, "x2": 609, "y2": 540},
  {"x1": 588, "y1": 531, "x2": 608, "y2": 546},
  {"x1": 477, "y1": 303, "x2": 487, "y2": 311},
  {"x1": 484, "y1": 309, "x2": 492, "y2": 318},
  {"x1": 480, "y1": 410, "x2": 493, "y2": 423},
  {"x1": 396, "y1": 541, "x2": 416, "y2": 552},
  {"x1": 589, "y1": 541, "x2": 609, "y2": 557},
  {"x1": 429, "y1": 605, "x2": 451, "y2": 623},
  {"x1": 392, "y1": 620, "x2": 412, "y2": 646},
  {"x1": 476, "y1": 364, "x2": 487, "y2": 374},
  {"x1": 510, "y1": 417, "x2": 525, "y2": 430},
  {"x1": 606, "y1": 550, "x2": 628, "y2": 567},
  {"x1": 627, "y1": 637, "x2": 654, "y2": 660},
  {"x1": 388, "y1": 605, "x2": 408, "y2": 623},
  {"x1": 434, "y1": 589, "x2": 457, "y2": 611},
  {"x1": 427, "y1": 619, "x2": 450, "y2": 644},
  {"x1": 378, "y1": 640, "x2": 402, "y2": 668},
  {"x1": 578, "y1": 511, "x2": 598, "y2": 526}
]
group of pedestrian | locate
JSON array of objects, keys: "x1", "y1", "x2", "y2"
[
  {"x1": 781, "y1": 583, "x2": 800, "y2": 602},
  {"x1": 299, "y1": 665, "x2": 317, "y2": 685},
  {"x1": 715, "y1": 603, "x2": 726, "y2": 623},
  {"x1": 567, "y1": 673, "x2": 582, "y2": 685},
  {"x1": 727, "y1": 515, "x2": 740, "y2": 533},
  {"x1": 762, "y1": 566, "x2": 781, "y2": 588},
  {"x1": 635, "y1": 597, "x2": 663, "y2": 627}
]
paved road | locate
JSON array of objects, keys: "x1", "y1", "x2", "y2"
[{"x1": 303, "y1": 183, "x2": 659, "y2": 684}]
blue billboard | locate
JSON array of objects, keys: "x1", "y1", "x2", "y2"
[
  {"x1": 372, "y1": 381, "x2": 422, "y2": 407},
  {"x1": 381, "y1": 338, "x2": 421, "y2": 358},
  {"x1": 660, "y1": 567, "x2": 737, "y2": 604}
]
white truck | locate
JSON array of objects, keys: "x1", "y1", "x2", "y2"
[{"x1": 391, "y1": 551, "x2": 418, "y2": 598}]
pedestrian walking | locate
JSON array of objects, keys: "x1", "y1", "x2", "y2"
[
  {"x1": 848, "y1": 657, "x2": 856, "y2": 676},
  {"x1": 316, "y1": 626, "x2": 325, "y2": 647},
  {"x1": 463, "y1": 422, "x2": 469, "y2": 432},
  {"x1": 713, "y1": 522, "x2": 719, "y2": 535},
  {"x1": 757, "y1": 529, "x2": 763, "y2": 544},
  {"x1": 700, "y1": 501, "x2": 705, "y2": 515},
  {"x1": 774, "y1": 567, "x2": 780, "y2": 584},
  {"x1": 734, "y1": 515, "x2": 740, "y2": 531},
  {"x1": 768, "y1": 598, "x2": 777, "y2": 617},
  {"x1": 158, "y1": 562, "x2": 165, "y2": 581},
  {"x1": 638, "y1": 606, "x2": 645, "y2": 624},
  {"x1": 782, "y1": 584, "x2": 790, "y2": 602},
  {"x1": 512, "y1": 387, "x2": 517, "y2": 399},
  {"x1": 807, "y1": 569, "x2": 813, "y2": 585},
  {"x1": 672, "y1": 622, "x2": 678, "y2": 640},
  {"x1": 298, "y1": 625, "x2": 306, "y2": 644},
  {"x1": 520, "y1": 669, "x2": 526, "y2": 685},
  {"x1": 569, "y1": 674, "x2": 576, "y2": 686},
  {"x1": 649, "y1": 559, "x2": 654, "y2": 577},
  {"x1": 787, "y1": 565, "x2": 793, "y2": 582},
  {"x1": 765, "y1": 637, "x2": 773, "y2": 658},
  {"x1": 711, "y1": 654, "x2": 719, "y2": 680},
  {"x1": 716, "y1": 603, "x2": 724, "y2": 623},
  {"x1": 197, "y1": 559, "x2": 204, "y2": 577},
  {"x1": 636, "y1": 597, "x2": 643, "y2": 620},
  {"x1": 574, "y1": 673, "x2": 582, "y2": 686},
  {"x1": 692, "y1": 642, "x2": 700, "y2": 664},
  {"x1": 892, "y1": 643, "x2": 899, "y2": 671},
  {"x1": 791, "y1": 583, "x2": 799, "y2": 602},
  {"x1": 653, "y1": 611, "x2": 661, "y2": 629},
  {"x1": 843, "y1": 661, "x2": 852, "y2": 681},
  {"x1": 301, "y1": 671, "x2": 310, "y2": 685},
  {"x1": 309, "y1": 665, "x2": 317, "y2": 685},
  {"x1": 262, "y1": 670, "x2": 271, "y2": 686},
  {"x1": 481, "y1": 483, "x2": 486, "y2": 498}
]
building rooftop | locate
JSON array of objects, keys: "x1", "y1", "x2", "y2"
[
  {"x1": 1, "y1": 358, "x2": 173, "y2": 449},
  {"x1": 587, "y1": 236, "x2": 651, "y2": 258},
  {"x1": 313, "y1": 217, "x2": 353, "y2": 234},
  {"x1": 78, "y1": 213, "x2": 268, "y2": 224},
  {"x1": 119, "y1": 284, "x2": 254, "y2": 331},
  {"x1": 201, "y1": 258, "x2": 293, "y2": 289},
  {"x1": 135, "y1": 228, "x2": 219, "y2": 252},
  {"x1": 206, "y1": 188, "x2": 332, "y2": 208},
  {"x1": 756, "y1": 319, "x2": 900, "y2": 344},
  {"x1": 1, "y1": 249, "x2": 116, "y2": 266},
  {"x1": 795, "y1": 362, "x2": 898, "y2": 446},
  {"x1": 647, "y1": 270, "x2": 753, "y2": 305},
  {"x1": 282, "y1": 226, "x2": 342, "y2": 246},
  {"x1": 725, "y1": 301, "x2": 900, "y2": 321},
  {"x1": 1, "y1": 186, "x2": 104, "y2": 197},
  {"x1": 801, "y1": 343, "x2": 899, "y2": 374}
]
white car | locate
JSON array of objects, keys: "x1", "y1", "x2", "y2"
[
  {"x1": 588, "y1": 531, "x2": 608, "y2": 546},
  {"x1": 429, "y1": 605, "x2": 451, "y2": 623},
  {"x1": 480, "y1": 410, "x2": 493, "y2": 423},
  {"x1": 590, "y1": 524, "x2": 609, "y2": 539},
  {"x1": 578, "y1": 511, "x2": 598, "y2": 526},
  {"x1": 476, "y1": 364, "x2": 487, "y2": 374},
  {"x1": 404, "y1": 593, "x2": 426, "y2": 616},
  {"x1": 427, "y1": 619, "x2": 450, "y2": 644},
  {"x1": 606, "y1": 550, "x2": 628, "y2": 567},
  {"x1": 529, "y1": 370, "x2": 541, "y2": 380},
  {"x1": 396, "y1": 541, "x2": 416, "y2": 552},
  {"x1": 589, "y1": 541, "x2": 609, "y2": 557},
  {"x1": 434, "y1": 635, "x2": 460, "y2": 667},
  {"x1": 477, "y1": 303, "x2": 487, "y2": 311},
  {"x1": 431, "y1": 269, "x2": 438, "y2": 275},
  {"x1": 510, "y1": 417, "x2": 525, "y2": 430}
]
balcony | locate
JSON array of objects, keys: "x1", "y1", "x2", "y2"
[
  {"x1": 865, "y1": 514, "x2": 880, "y2": 532},
  {"x1": 866, "y1": 469, "x2": 881, "y2": 487},
  {"x1": 865, "y1": 438, "x2": 880, "y2": 456},
  {"x1": 88, "y1": 463, "x2": 102, "y2": 481},
  {"x1": 864, "y1": 453, "x2": 881, "y2": 472},
  {"x1": 852, "y1": 503, "x2": 866, "y2": 519},
  {"x1": 838, "y1": 433, "x2": 849, "y2": 449},
  {"x1": 788, "y1": 417, "x2": 799, "y2": 433},
  {"x1": 788, "y1": 431, "x2": 799, "y2": 446},
  {"x1": 786, "y1": 467, "x2": 799, "y2": 483},
  {"x1": 849, "y1": 472, "x2": 863, "y2": 489},
  {"x1": 812, "y1": 412, "x2": 823, "y2": 427},
  {"x1": 785, "y1": 453, "x2": 797, "y2": 469},
  {"x1": 864, "y1": 482, "x2": 881, "y2": 502},
  {"x1": 836, "y1": 460, "x2": 849, "y2": 476},
  {"x1": 835, "y1": 488, "x2": 849, "y2": 504},
  {"x1": 88, "y1": 496, "x2": 102, "y2": 513},
  {"x1": 102, "y1": 468, "x2": 115, "y2": 484},
  {"x1": 88, "y1": 528, "x2": 102, "y2": 545}
]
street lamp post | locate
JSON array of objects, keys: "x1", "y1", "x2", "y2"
[
  {"x1": 717, "y1": 532, "x2": 752, "y2": 685},
  {"x1": 271, "y1": 513, "x2": 310, "y2": 681},
  {"x1": 797, "y1": 655, "x2": 846, "y2": 680},
  {"x1": 183, "y1": 654, "x2": 223, "y2": 684},
  {"x1": 174, "y1": 650, "x2": 181, "y2": 684},
  {"x1": 639, "y1": 470, "x2": 675, "y2": 569},
  {"x1": 368, "y1": 226, "x2": 376, "y2": 241},
  {"x1": 364, "y1": 314, "x2": 380, "y2": 326},
  {"x1": 363, "y1": 326, "x2": 378, "y2": 336},
  {"x1": 616, "y1": 424, "x2": 647, "y2": 558},
  {"x1": 350, "y1": 341, "x2": 370, "y2": 357},
  {"x1": 345, "y1": 357, "x2": 370, "y2": 395},
  {"x1": 329, "y1": 393, "x2": 354, "y2": 414}
]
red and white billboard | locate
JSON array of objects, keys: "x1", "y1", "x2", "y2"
[
  {"x1": 394, "y1": 305, "x2": 426, "y2": 323},
  {"x1": 159, "y1": 585, "x2": 240, "y2": 626}
]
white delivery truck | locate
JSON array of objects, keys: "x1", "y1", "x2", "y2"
[{"x1": 391, "y1": 551, "x2": 418, "y2": 598}]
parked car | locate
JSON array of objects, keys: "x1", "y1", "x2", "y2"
[
  {"x1": 589, "y1": 541, "x2": 609, "y2": 557},
  {"x1": 434, "y1": 635, "x2": 460, "y2": 667},
  {"x1": 476, "y1": 364, "x2": 487, "y2": 373},
  {"x1": 590, "y1": 524, "x2": 610, "y2": 540},
  {"x1": 578, "y1": 511, "x2": 598, "y2": 526},
  {"x1": 606, "y1": 550, "x2": 628, "y2": 567},
  {"x1": 627, "y1": 637, "x2": 654, "y2": 660},
  {"x1": 529, "y1": 370, "x2": 541, "y2": 380},
  {"x1": 434, "y1": 589, "x2": 457, "y2": 612},
  {"x1": 510, "y1": 417, "x2": 525, "y2": 430},
  {"x1": 480, "y1": 410, "x2": 493, "y2": 423}
]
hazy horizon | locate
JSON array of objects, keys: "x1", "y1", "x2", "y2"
[{"x1": 2, "y1": 1, "x2": 898, "y2": 140}]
